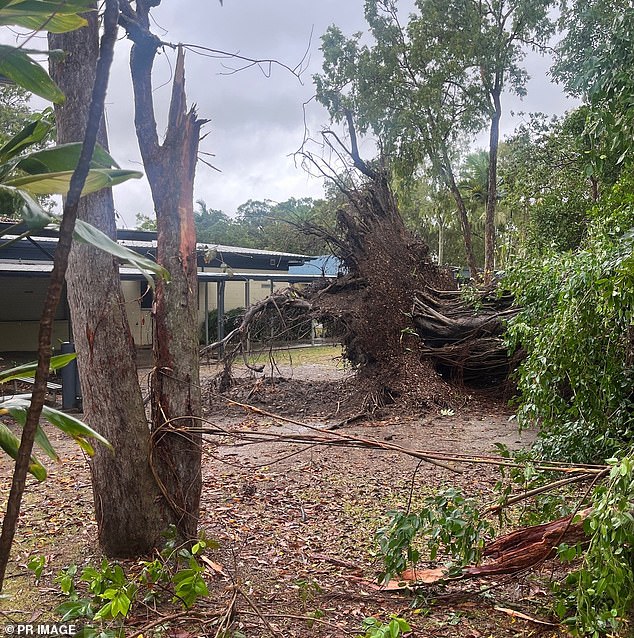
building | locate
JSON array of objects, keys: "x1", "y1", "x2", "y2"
[{"x1": 0, "y1": 222, "x2": 332, "y2": 353}]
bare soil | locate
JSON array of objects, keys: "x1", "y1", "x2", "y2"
[{"x1": 0, "y1": 349, "x2": 571, "y2": 637}]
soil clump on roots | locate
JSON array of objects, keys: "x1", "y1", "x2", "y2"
[{"x1": 203, "y1": 166, "x2": 511, "y2": 419}]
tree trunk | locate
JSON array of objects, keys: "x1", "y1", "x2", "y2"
[
  {"x1": 484, "y1": 87, "x2": 501, "y2": 284},
  {"x1": 126, "y1": 1, "x2": 203, "y2": 540},
  {"x1": 49, "y1": 7, "x2": 166, "y2": 556},
  {"x1": 445, "y1": 162, "x2": 479, "y2": 279},
  {"x1": 437, "y1": 214, "x2": 444, "y2": 266}
]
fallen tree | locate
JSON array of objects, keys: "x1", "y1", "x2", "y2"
[{"x1": 202, "y1": 120, "x2": 516, "y2": 410}]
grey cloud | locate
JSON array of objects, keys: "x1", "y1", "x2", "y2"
[{"x1": 99, "y1": 0, "x2": 574, "y2": 226}]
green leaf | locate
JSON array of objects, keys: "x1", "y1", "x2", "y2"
[
  {"x1": 72, "y1": 219, "x2": 170, "y2": 288},
  {"x1": 0, "y1": 397, "x2": 112, "y2": 455},
  {"x1": 0, "y1": 352, "x2": 77, "y2": 383},
  {"x1": 16, "y1": 187, "x2": 54, "y2": 229},
  {"x1": 0, "y1": 422, "x2": 47, "y2": 480},
  {"x1": 55, "y1": 598, "x2": 94, "y2": 622},
  {"x1": 16, "y1": 142, "x2": 120, "y2": 174},
  {"x1": 0, "y1": 117, "x2": 53, "y2": 163},
  {"x1": 0, "y1": 44, "x2": 64, "y2": 103},
  {"x1": 5, "y1": 404, "x2": 59, "y2": 462},
  {"x1": 4, "y1": 167, "x2": 143, "y2": 195},
  {"x1": 34, "y1": 425, "x2": 59, "y2": 462},
  {"x1": 0, "y1": 11, "x2": 87, "y2": 32},
  {"x1": 0, "y1": 0, "x2": 96, "y2": 12}
]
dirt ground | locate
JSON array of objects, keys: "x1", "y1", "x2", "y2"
[{"x1": 0, "y1": 346, "x2": 572, "y2": 637}]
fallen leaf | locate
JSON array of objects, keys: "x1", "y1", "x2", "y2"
[
  {"x1": 494, "y1": 606, "x2": 557, "y2": 626},
  {"x1": 199, "y1": 555, "x2": 228, "y2": 577}
]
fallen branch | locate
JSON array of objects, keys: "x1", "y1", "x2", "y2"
[
  {"x1": 493, "y1": 606, "x2": 558, "y2": 627},
  {"x1": 487, "y1": 471, "x2": 607, "y2": 514},
  {"x1": 212, "y1": 400, "x2": 462, "y2": 473},
  {"x1": 188, "y1": 402, "x2": 608, "y2": 476}
]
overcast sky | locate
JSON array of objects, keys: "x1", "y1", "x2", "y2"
[{"x1": 98, "y1": 0, "x2": 576, "y2": 228}]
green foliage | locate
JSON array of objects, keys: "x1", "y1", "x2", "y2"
[
  {"x1": 505, "y1": 176, "x2": 634, "y2": 462},
  {"x1": 134, "y1": 212, "x2": 157, "y2": 231},
  {"x1": 500, "y1": 110, "x2": 603, "y2": 255},
  {"x1": 72, "y1": 219, "x2": 168, "y2": 289},
  {"x1": 0, "y1": 85, "x2": 32, "y2": 147},
  {"x1": 493, "y1": 443, "x2": 573, "y2": 526},
  {"x1": 54, "y1": 529, "x2": 214, "y2": 632},
  {"x1": 0, "y1": 353, "x2": 77, "y2": 383},
  {"x1": 0, "y1": 1, "x2": 94, "y2": 103},
  {"x1": 361, "y1": 615, "x2": 411, "y2": 638},
  {"x1": 376, "y1": 487, "x2": 494, "y2": 582},
  {"x1": 195, "y1": 199, "x2": 234, "y2": 244},
  {"x1": 0, "y1": 355, "x2": 112, "y2": 480},
  {"x1": 554, "y1": 454, "x2": 634, "y2": 637},
  {"x1": 195, "y1": 196, "x2": 336, "y2": 255},
  {"x1": 26, "y1": 554, "x2": 45, "y2": 581},
  {"x1": 200, "y1": 307, "x2": 244, "y2": 344},
  {"x1": 0, "y1": 132, "x2": 143, "y2": 207},
  {"x1": 0, "y1": 115, "x2": 164, "y2": 287},
  {"x1": 553, "y1": 3, "x2": 634, "y2": 182}
]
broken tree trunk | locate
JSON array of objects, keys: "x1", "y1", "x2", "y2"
[
  {"x1": 124, "y1": 2, "x2": 204, "y2": 541},
  {"x1": 466, "y1": 508, "x2": 590, "y2": 577},
  {"x1": 386, "y1": 508, "x2": 591, "y2": 590}
]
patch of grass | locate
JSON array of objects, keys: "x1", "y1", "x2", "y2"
[{"x1": 245, "y1": 345, "x2": 344, "y2": 367}]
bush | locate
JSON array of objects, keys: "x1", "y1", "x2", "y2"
[{"x1": 505, "y1": 176, "x2": 634, "y2": 462}]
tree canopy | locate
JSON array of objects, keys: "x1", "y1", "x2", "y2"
[{"x1": 314, "y1": 0, "x2": 555, "y2": 279}]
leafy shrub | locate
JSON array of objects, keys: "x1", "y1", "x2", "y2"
[
  {"x1": 376, "y1": 487, "x2": 494, "y2": 582},
  {"x1": 54, "y1": 527, "x2": 214, "y2": 635},
  {"x1": 362, "y1": 615, "x2": 411, "y2": 638},
  {"x1": 505, "y1": 176, "x2": 634, "y2": 462},
  {"x1": 554, "y1": 453, "x2": 634, "y2": 637}
]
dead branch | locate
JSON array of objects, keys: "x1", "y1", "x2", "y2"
[
  {"x1": 180, "y1": 405, "x2": 609, "y2": 477},
  {"x1": 486, "y1": 471, "x2": 607, "y2": 514},
  {"x1": 221, "y1": 400, "x2": 461, "y2": 473},
  {"x1": 181, "y1": 43, "x2": 309, "y2": 81}
]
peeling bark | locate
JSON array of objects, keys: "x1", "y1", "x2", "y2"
[{"x1": 124, "y1": 1, "x2": 204, "y2": 540}]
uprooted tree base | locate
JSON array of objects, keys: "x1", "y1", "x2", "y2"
[{"x1": 204, "y1": 168, "x2": 516, "y2": 415}]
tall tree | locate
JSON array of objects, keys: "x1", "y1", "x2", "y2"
[
  {"x1": 49, "y1": 5, "x2": 167, "y2": 556},
  {"x1": 467, "y1": 0, "x2": 554, "y2": 279},
  {"x1": 120, "y1": 1, "x2": 204, "y2": 540},
  {"x1": 316, "y1": 12, "x2": 482, "y2": 277},
  {"x1": 553, "y1": 1, "x2": 634, "y2": 171},
  {"x1": 316, "y1": 0, "x2": 554, "y2": 281}
]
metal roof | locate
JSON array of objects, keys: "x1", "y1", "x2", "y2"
[
  {"x1": 0, "y1": 223, "x2": 313, "y2": 261},
  {"x1": 0, "y1": 261, "x2": 334, "y2": 283}
]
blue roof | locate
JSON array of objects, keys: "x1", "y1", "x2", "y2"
[{"x1": 288, "y1": 255, "x2": 341, "y2": 276}]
